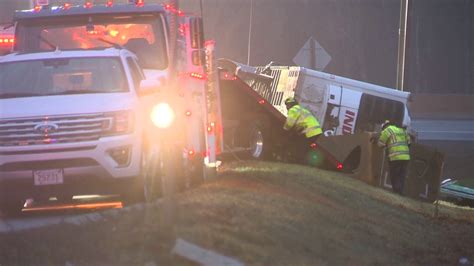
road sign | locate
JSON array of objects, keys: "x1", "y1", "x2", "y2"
[{"x1": 293, "y1": 37, "x2": 331, "y2": 71}]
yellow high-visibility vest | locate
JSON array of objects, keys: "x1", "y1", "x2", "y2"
[
  {"x1": 284, "y1": 104, "x2": 322, "y2": 138},
  {"x1": 378, "y1": 125, "x2": 411, "y2": 161}
]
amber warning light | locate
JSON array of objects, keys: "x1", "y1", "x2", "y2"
[{"x1": 0, "y1": 38, "x2": 14, "y2": 45}]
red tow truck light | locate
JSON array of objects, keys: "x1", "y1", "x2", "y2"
[{"x1": 190, "y1": 72, "x2": 206, "y2": 80}]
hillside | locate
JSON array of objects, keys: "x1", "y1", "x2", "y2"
[{"x1": 1, "y1": 161, "x2": 473, "y2": 265}]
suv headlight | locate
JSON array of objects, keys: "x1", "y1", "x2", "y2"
[
  {"x1": 150, "y1": 103, "x2": 175, "y2": 129},
  {"x1": 102, "y1": 111, "x2": 134, "y2": 136}
]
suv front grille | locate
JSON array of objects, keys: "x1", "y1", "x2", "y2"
[{"x1": 0, "y1": 113, "x2": 113, "y2": 147}]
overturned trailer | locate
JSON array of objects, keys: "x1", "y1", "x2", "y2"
[{"x1": 217, "y1": 59, "x2": 444, "y2": 202}]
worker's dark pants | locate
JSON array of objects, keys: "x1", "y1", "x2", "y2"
[
  {"x1": 388, "y1": 160, "x2": 409, "y2": 195},
  {"x1": 291, "y1": 135, "x2": 320, "y2": 164}
]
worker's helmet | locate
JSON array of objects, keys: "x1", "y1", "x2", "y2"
[
  {"x1": 284, "y1": 97, "x2": 297, "y2": 106},
  {"x1": 381, "y1": 120, "x2": 391, "y2": 129},
  {"x1": 284, "y1": 97, "x2": 297, "y2": 110}
]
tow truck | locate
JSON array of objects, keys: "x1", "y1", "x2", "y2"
[{"x1": 0, "y1": 0, "x2": 222, "y2": 214}]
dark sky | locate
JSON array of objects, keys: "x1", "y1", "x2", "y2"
[
  {"x1": 181, "y1": 0, "x2": 473, "y2": 94},
  {"x1": 1, "y1": 0, "x2": 472, "y2": 94}
]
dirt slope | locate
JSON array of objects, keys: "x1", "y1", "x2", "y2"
[{"x1": 1, "y1": 161, "x2": 473, "y2": 265}]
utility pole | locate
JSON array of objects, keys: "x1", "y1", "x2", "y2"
[
  {"x1": 247, "y1": 0, "x2": 254, "y2": 65},
  {"x1": 199, "y1": 0, "x2": 203, "y2": 18},
  {"x1": 396, "y1": 0, "x2": 409, "y2": 91}
]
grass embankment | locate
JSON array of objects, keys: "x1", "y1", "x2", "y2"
[{"x1": 1, "y1": 161, "x2": 473, "y2": 265}]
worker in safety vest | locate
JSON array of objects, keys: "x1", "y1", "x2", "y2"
[
  {"x1": 376, "y1": 120, "x2": 411, "y2": 195},
  {"x1": 283, "y1": 97, "x2": 323, "y2": 163}
]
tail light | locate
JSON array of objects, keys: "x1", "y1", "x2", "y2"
[{"x1": 84, "y1": 1, "x2": 93, "y2": 8}]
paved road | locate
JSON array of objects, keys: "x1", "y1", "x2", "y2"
[{"x1": 411, "y1": 119, "x2": 474, "y2": 141}]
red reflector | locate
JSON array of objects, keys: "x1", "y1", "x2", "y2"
[
  {"x1": 258, "y1": 99, "x2": 265, "y2": 105},
  {"x1": 337, "y1": 163, "x2": 343, "y2": 170},
  {"x1": 84, "y1": 1, "x2": 92, "y2": 8}
]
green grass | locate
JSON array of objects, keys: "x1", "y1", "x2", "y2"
[{"x1": 1, "y1": 160, "x2": 473, "y2": 265}]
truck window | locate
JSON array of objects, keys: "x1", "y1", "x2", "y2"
[
  {"x1": 15, "y1": 14, "x2": 167, "y2": 69},
  {"x1": 355, "y1": 93, "x2": 404, "y2": 132},
  {"x1": 0, "y1": 57, "x2": 128, "y2": 98}
]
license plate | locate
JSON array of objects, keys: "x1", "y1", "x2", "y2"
[{"x1": 34, "y1": 169, "x2": 64, "y2": 186}]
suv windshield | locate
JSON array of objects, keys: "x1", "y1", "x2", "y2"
[
  {"x1": 15, "y1": 14, "x2": 167, "y2": 69},
  {"x1": 0, "y1": 57, "x2": 128, "y2": 99}
]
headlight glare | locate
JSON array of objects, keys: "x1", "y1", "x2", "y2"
[{"x1": 150, "y1": 103, "x2": 175, "y2": 128}]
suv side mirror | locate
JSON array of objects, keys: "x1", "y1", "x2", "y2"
[{"x1": 137, "y1": 79, "x2": 161, "y2": 96}]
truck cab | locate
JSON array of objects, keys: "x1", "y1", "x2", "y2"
[{"x1": 13, "y1": 1, "x2": 220, "y2": 165}]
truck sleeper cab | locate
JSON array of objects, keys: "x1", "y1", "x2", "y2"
[{"x1": 0, "y1": 48, "x2": 157, "y2": 214}]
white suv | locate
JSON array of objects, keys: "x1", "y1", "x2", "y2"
[{"x1": 0, "y1": 48, "x2": 158, "y2": 214}]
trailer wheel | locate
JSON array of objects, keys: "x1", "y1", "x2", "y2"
[{"x1": 238, "y1": 119, "x2": 270, "y2": 160}]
